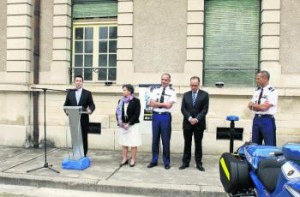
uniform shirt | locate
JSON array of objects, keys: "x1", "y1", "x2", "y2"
[
  {"x1": 251, "y1": 85, "x2": 278, "y2": 115},
  {"x1": 150, "y1": 86, "x2": 177, "y2": 113}
]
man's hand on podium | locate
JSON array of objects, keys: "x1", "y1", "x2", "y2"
[
  {"x1": 86, "y1": 108, "x2": 92, "y2": 114},
  {"x1": 82, "y1": 107, "x2": 92, "y2": 114}
]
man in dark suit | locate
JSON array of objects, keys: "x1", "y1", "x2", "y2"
[
  {"x1": 64, "y1": 75, "x2": 95, "y2": 157},
  {"x1": 180, "y1": 76, "x2": 209, "y2": 171}
]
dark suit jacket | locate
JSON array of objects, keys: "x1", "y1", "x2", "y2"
[
  {"x1": 116, "y1": 97, "x2": 141, "y2": 126},
  {"x1": 64, "y1": 88, "x2": 95, "y2": 131},
  {"x1": 181, "y1": 89, "x2": 209, "y2": 130}
]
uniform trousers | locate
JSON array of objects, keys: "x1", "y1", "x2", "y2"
[
  {"x1": 252, "y1": 115, "x2": 276, "y2": 146},
  {"x1": 151, "y1": 113, "x2": 171, "y2": 165}
]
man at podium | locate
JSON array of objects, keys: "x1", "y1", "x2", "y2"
[{"x1": 64, "y1": 75, "x2": 95, "y2": 157}]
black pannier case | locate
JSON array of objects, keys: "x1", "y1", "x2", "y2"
[{"x1": 219, "y1": 152, "x2": 251, "y2": 194}]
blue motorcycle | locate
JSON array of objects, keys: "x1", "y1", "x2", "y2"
[{"x1": 219, "y1": 142, "x2": 300, "y2": 196}]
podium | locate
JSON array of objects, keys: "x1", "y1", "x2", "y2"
[{"x1": 62, "y1": 106, "x2": 90, "y2": 170}]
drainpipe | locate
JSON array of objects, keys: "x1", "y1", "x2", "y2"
[{"x1": 33, "y1": 0, "x2": 41, "y2": 148}]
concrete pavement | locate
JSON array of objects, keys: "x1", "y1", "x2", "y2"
[
  {"x1": 0, "y1": 184, "x2": 150, "y2": 197},
  {"x1": 0, "y1": 146, "x2": 226, "y2": 197}
]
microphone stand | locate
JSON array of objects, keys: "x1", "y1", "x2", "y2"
[{"x1": 27, "y1": 87, "x2": 65, "y2": 173}]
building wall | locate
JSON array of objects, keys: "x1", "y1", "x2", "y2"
[
  {"x1": 0, "y1": 91, "x2": 29, "y2": 146},
  {"x1": 280, "y1": 0, "x2": 300, "y2": 74},
  {"x1": 0, "y1": 0, "x2": 299, "y2": 155},
  {"x1": 117, "y1": 0, "x2": 203, "y2": 85},
  {"x1": 0, "y1": 0, "x2": 33, "y2": 146},
  {"x1": 133, "y1": 0, "x2": 187, "y2": 73},
  {"x1": 39, "y1": 0, "x2": 71, "y2": 84},
  {"x1": 40, "y1": 0, "x2": 53, "y2": 73},
  {"x1": 0, "y1": 0, "x2": 6, "y2": 72},
  {"x1": 6, "y1": 0, "x2": 32, "y2": 84}
]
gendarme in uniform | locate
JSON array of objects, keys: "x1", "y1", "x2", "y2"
[
  {"x1": 251, "y1": 84, "x2": 278, "y2": 145},
  {"x1": 149, "y1": 85, "x2": 176, "y2": 167}
]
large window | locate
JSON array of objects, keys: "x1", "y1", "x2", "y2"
[
  {"x1": 72, "y1": 0, "x2": 117, "y2": 82},
  {"x1": 73, "y1": 25, "x2": 117, "y2": 82},
  {"x1": 204, "y1": 0, "x2": 260, "y2": 87}
]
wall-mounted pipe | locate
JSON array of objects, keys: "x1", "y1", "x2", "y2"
[{"x1": 33, "y1": 0, "x2": 41, "y2": 148}]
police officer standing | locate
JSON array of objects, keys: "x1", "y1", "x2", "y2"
[
  {"x1": 248, "y1": 70, "x2": 278, "y2": 146},
  {"x1": 147, "y1": 73, "x2": 177, "y2": 169}
]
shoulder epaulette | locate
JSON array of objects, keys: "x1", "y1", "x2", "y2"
[
  {"x1": 150, "y1": 86, "x2": 160, "y2": 90},
  {"x1": 268, "y1": 87, "x2": 275, "y2": 92}
]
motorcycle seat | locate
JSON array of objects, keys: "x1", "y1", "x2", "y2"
[{"x1": 257, "y1": 159, "x2": 285, "y2": 192}]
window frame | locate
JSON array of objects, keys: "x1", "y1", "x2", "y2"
[{"x1": 72, "y1": 21, "x2": 117, "y2": 83}]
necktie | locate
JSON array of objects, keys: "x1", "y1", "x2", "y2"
[
  {"x1": 159, "y1": 88, "x2": 165, "y2": 103},
  {"x1": 258, "y1": 88, "x2": 264, "y2": 104},
  {"x1": 192, "y1": 92, "x2": 197, "y2": 106}
]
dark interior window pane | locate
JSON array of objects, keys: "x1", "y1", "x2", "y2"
[
  {"x1": 99, "y1": 27, "x2": 108, "y2": 39},
  {"x1": 99, "y1": 54, "x2": 108, "y2": 67},
  {"x1": 75, "y1": 28, "x2": 83, "y2": 40},
  {"x1": 85, "y1": 28, "x2": 93, "y2": 39},
  {"x1": 98, "y1": 68, "x2": 107, "y2": 80},
  {"x1": 108, "y1": 68, "x2": 116, "y2": 81},
  {"x1": 108, "y1": 54, "x2": 116, "y2": 67},
  {"x1": 99, "y1": 41, "x2": 108, "y2": 53},
  {"x1": 109, "y1": 41, "x2": 117, "y2": 53},
  {"x1": 74, "y1": 68, "x2": 83, "y2": 77},
  {"x1": 84, "y1": 68, "x2": 92, "y2": 81},
  {"x1": 75, "y1": 55, "x2": 83, "y2": 67},
  {"x1": 84, "y1": 55, "x2": 93, "y2": 67},
  {"x1": 109, "y1": 26, "x2": 117, "y2": 39},
  {"x1": 75, "y1": 41, "x2": 83, "y2": 53},
  {"x1": 85, "y1": 41, "x2": 93, "y2": 53}
]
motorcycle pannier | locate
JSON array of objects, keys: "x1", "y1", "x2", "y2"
[{"x1": 219, "y1": 153, "x2": 251, "y2": 194}]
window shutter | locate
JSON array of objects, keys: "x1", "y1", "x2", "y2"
[
  {"x1": 204, "y1": 0, "x2": 260, "y2": 87},
  {"x1": 72, "y1": 0, "x2": 117, "y2": 19}
]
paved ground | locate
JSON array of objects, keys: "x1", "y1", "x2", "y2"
[
  {"x1": 0, "y1": 184, "x2": 150, "y2": 197},
  {"x1": 0, "y1": 146, "x2": 226, "y2": 197}
]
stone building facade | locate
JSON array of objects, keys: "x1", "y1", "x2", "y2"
[{"x1": 0, "y1": 0, "x2": 299, "y2": 154}]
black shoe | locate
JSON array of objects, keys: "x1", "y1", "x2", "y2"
[
  {"x1": 164, "y1": 165, "x2": 171, "y2": 170},
  {"x1": 120, "y1": 160, "x2": 128, "y2": 167},
  {"x1": 179, "y1": 164, "x2": 189, "y2": 170},
  {"x1": 196, "y1": 165, "x2": 205, "y2": 171},
  {"x1": 147, "y1": 162, "x2": 157, "y2": 168}
]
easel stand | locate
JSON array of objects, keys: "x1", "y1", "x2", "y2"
[{"x1": 27, "y1": 88, "x2": 62, "y2": 173}]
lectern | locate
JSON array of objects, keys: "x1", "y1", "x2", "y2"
[{"x1": 62, "y1": 106, "x2": 90, "y2": 170}]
